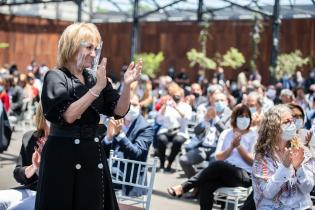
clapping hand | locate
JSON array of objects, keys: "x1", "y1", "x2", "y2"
[
  {"x1": 279, "y1": 148, "x2": 292, "y2": 168},
  {"x1": 106, "y1": 118, "x2": 124, "y2": 140},
  {"x1": 304, "y1": 131, "x2": 313, "y2": 147},
  {"x1": 231, "y1": 132, "x2": 242, "y2": 148},
  {"x1": 291, "y1": 147, "x2": 304, "y2": 170},
  {"x1": 32, "y1": 150, "x2": 41, "y2": 170},
  {"x1": 124, "y1": 59, "x2": 142, "y2": 86},
  {"x1": 95, "y1": 57, "x2": 108, "y2": 90}
]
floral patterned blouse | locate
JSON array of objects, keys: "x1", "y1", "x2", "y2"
[{"x1": 252, "y1": 147, "x2": 315, "y2": 210}]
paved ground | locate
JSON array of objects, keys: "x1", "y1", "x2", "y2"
[{"x1": 0, "y1": 126, "x2": 199, "y2": 210}]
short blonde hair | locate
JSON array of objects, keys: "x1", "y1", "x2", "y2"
[{"x1": 57, "y1": 23, "x2": 101, "y2": 68}]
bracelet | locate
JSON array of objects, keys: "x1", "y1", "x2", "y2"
[{"x1": 88, "y1": 89, "x2": 100, "y2": 98}]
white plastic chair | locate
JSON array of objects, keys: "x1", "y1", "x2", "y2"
[
  {"x1": 108, "y1": 150, "x2": 158, "y2": 210},
  {"x1": 213, "y1": 187, "x2": 252, "y2": 210}
]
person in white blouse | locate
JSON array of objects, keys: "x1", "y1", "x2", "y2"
[
  {"x1": 156, "y1": 82, "x2": 192, "y2": 172},
  {"x1": 167, "y1": 104, "x2": 257, "y2": 210},
  {"x1": 253, "y1": 104, "x2": 315, "y2": 210}
]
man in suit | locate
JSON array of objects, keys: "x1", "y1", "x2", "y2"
[{"x1": 102, "y1": 94, "x2": 153, "y2": 196}]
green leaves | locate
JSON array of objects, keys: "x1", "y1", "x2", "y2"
[
  {"x1": 186, "y1": 48, "x2": 217, "y2": 70},
  {"x1": 221, "y1": 48, "x2": 245, "y2": 70},
  {"x1": 134, "y1": 52, "x2": 164, "y2": 78},
  {"x1": 0, "y1": 43, "x2": 9, "y2": 48},
  {"x1": 274, "y1": 50, "x2": 309, "y2": 79}
]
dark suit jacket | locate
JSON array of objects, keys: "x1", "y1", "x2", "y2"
[{"x1": 103, "y1": 115, "x2": 153, "y2": 196}]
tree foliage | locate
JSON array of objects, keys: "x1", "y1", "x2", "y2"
[{"x1": 134, "y1": 52, "x2": 164, "y2": 78}]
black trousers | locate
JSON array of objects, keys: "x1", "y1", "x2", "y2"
[
  {"x1": 157, "y1": 133, "x2": 186, "y2": 168},
  {"x1": 181, "y1": 160, "x2": 252, "y2": 210}
]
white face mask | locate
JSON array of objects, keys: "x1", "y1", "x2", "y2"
[
  {"x1": 249, "y1": 107, "x2": 257, "y2": 115},
  {"x1": 294, "y1": 118, "x2": 304, "y2": 130},
  {"x1": 236, "y1": 117, "x2": 250, "y2": 130},
  {"x1": 125, "y1": 105, "x2": 140, "y2": 122},
  {"x1": 281, "y1": 122, "x2": 296, "y2": 141}
]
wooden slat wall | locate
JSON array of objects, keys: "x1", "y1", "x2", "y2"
[{"x1": 0, "y1": 14, "x2": 314, "y2": 85}]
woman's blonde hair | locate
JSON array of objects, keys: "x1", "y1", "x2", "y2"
[
  {"x1": 255, "y1": 104, "x2": 292, "y2": 159},
  {"x1": 35, "y1": 103, "x2": 46, "y2": 132},
  {"x1": 57, "y1": 22, "x2": 101, "y2": 68}
]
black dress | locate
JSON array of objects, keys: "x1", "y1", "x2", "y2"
[{"x1": 35, "y1": 68, "x2": 121, "y2": 210}]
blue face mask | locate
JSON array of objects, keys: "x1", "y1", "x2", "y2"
[
  {"x1": 215, "y1": 101, "x2": 225, "y2": 113},
  {"x1": 0, "y1": 85, "x2": 4, "y2": 92},
  {"x1": 249, "y1": 107, "x2": 256, "y2": 115}
]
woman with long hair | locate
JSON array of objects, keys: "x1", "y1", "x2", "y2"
[{"x1": 253, "y1": 104, "x2": 314, "y2": 209}]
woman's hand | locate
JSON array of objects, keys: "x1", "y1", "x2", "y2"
[
  {"x1": 231, "y1": 132, "x2": 242, "y2": 148},
  {"x1": 106, "y1": 118, "x2": 124, "y2": 140},
  {"x1": 304, "y1": 131, "x2": 313, "y2": 147},
  {"x1": 280, "y1": 148, "x2": 292, "y2": 168},
  {"x1": 124, "y1": 59, "x2": 142, "y2": 86},
  {"x1": 32, "y1": 150, "x2": 41, "y2": 170},
  {"x1": 291, "y1": 147, "x2": 304, "y2": 170},
  {"x1": 95, "y1": 57, "x2": 108, "y2": 91}
]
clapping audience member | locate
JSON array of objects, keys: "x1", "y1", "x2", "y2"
[
  {"x1": 253, "y1": 104, "x2": 314, "y2": 209},
  {"x1": 102, "y1": 94, "x2": 153, "y2": 196},
  {"x1": 156, "y1": 83, "x2": 192, "y2": 172},
  {"x1": 167, "y1": 104, "x2": 257, "y2": 210},
  {"x1": 0, "y1": 103, "x2": 48, "y2": 210}
]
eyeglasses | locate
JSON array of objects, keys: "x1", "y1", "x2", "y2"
[{"x1": 80, "y1": 41, "x2": 102, "y2": 52}]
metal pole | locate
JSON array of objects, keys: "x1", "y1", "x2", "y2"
[
  {"x1": 270, "y1": 0, "x2": 281, "y2": 83},
  {"x1": 131, "y1": 0, "x2": 139, "y2": 60},
  {"x1": 197, "y1": 0, "x2": 203, "y2": 23},
  {"x1": 77, "y1": 0, "x2": 82, "y2": 22}
]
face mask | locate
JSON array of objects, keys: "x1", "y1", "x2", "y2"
[
  {"x1": 281, "y1": 122, "x2": 296, "y2": 141},
  {"x1": 249, "y1": 107, "x2": 256, "y2": 115},
  {"x1": 0, "y1": 85, "x2": 3, "y2": 92},
  {"x1": 173, "y1": 95, "x2": 181, "y2": 103},
  {"x1": 294, "y1": 118, "x2": 304, "y2": 130},
  {"x1": 192, "y1": 93, "x2": 200, "y2": 98},
  {"x1": 125, "y1": 105, "x2": 140, "y2": 122},
  {"x1": 236, "y1": 117, "x2": 250, "y2": 130},
  {"x1": 214, "y1": 101, "x2": 225, "y2": 113},
  {"x1": 45, "y1": 120, "x2": 51, "y2": 128},
  {"x1": 76, "y1": 51, "x2": 86, "y2": 70},
  {"x1": 266, "y1": 89, "x2": 276, "y2": 100},
  {"x1": 310, "y1": 72, "x2": 315, "y2": 79}
]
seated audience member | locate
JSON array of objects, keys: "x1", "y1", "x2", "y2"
[
  {"x1": 196, "y1": 92, "x2": 232, "y2": 131},
  {"x1": 245, "y1": 92, "x2": 264, "y2": 128},
  {"x1": 287, "y1": 103, "x2": 313, "y2": 147},
  {"x1": 0, "y1": 104, "x2": 48, "y2": 210},
  {"x1": 102, "y1": 94, "x2": 153, "y2": 196},
  {"x1": 189, "y1": 83, "x2": 207, "y2": 111},
  {"x1": 253, "y1": 104, "x2": 314, "y2": 210},
  {"x1": 279, "y1": 89, "x2": 295, "y2": 104},
  {"x1": 156, "y1": 83, "x2": 192, "y2": 172},
  {"x1": 179, "y1": 107, "x2": 219, "y2": 179},
  {"x1": 167, "y1": 104, "x2": 257, "y2": 210}
]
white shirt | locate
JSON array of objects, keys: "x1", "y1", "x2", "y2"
[
  {"x1": 156, "y1": 101, "x2": 192, "y2": 139},
  {"x1": 215, "y1": 128, "x2": 257, "y2": 173}
]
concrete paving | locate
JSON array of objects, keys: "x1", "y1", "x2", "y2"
[{"x1": 0, "y1": 126, "x2": 199, "y2": 210}]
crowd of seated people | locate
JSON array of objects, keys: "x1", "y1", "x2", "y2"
[{"x1": 1, "y1": 61, "x2": 315, "y2": 210}]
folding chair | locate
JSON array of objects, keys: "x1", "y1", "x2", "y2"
[
  {"x1": 213, "y1": 187, "x2": 252, "y2": 210},
  {"x1": 108, "y1": 150, "x2": 158, "y2": 210}
]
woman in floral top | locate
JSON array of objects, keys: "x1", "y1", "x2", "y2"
[{"x1": 253, "y1": 104, "x2": 314, "y2": 210}]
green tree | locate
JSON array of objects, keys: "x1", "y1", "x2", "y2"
[
  {"x1": 134, "y1": 52, "x2": 164, "y2": 78},
  {"x1": 0, "y1": 43, "x2": 9, "y2": 48},
  {"x1": 274, "y1": 50, "x2": 309, "y2": 79}
]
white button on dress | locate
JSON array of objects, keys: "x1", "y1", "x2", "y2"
[
  {"x1": 75, "y1": 164, "x2": 81, "y2": 170},
  {"x1": 94, "y1": 137, "x2": 99, "y2": 143},
  {"x1": 98, "y1": 163, "x2": 103, "y2": 169},
  {"x1": 74, "y1": 139, "x2": 80, "y2": 144}
]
